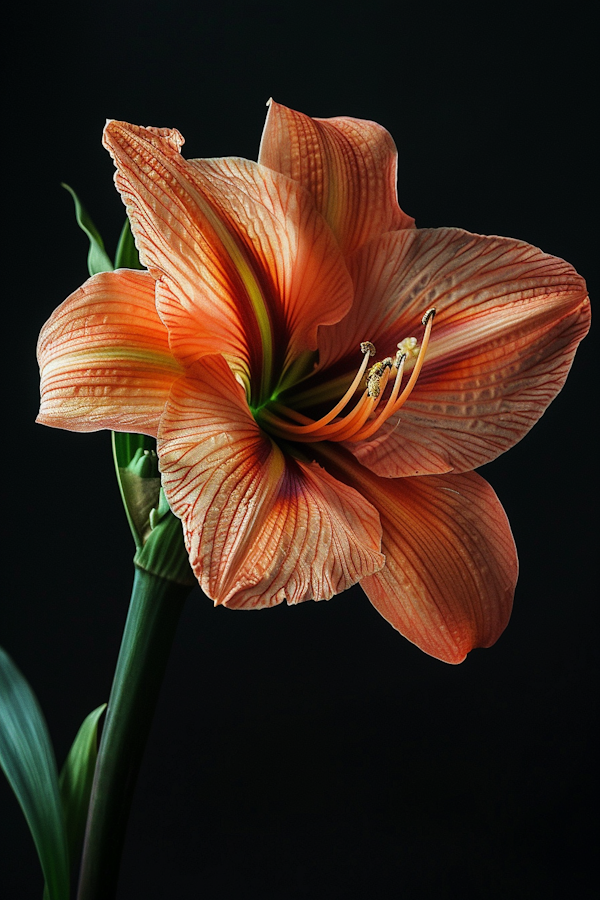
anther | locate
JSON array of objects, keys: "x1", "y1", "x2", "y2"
[
  {"x1": 367, "y1": 375, "x2": 381, "y2": 399},
  {"x1": 422, "y1": 307, "x2": 436, "y2": 326},
  {"x1": 393, "y1": 350, "x2": 407, "y2": 370},
  {"x1": 361, "y1": 341, "x2": 376, "y2": 357},
  {"x1": 367, "y1": 357, "x2": 393, "y2": 398}
]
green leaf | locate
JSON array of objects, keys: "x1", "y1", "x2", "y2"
[
  {"x1": 59, "y1": 704, "x2": 106, "y2": 870},
  {"x1": 114, "y1": 217, "x2": 143, "y2": 270},
  {"x1": 61, "y1": 183, "x2": 113, "y2": 276},
  {"x1": 0, "y1": 647, "x2": 69, "y2": 900}
]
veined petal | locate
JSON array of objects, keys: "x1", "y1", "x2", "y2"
[
  {"x1": 317, "y1": 228, "x2": 589, "y2": 475},
  {"x1": 258, "y1": 100, "x2": 414, "y2": 257},
  {"x1": 37, "y1": 269, "x2": 182, "y2": 435},
  {"x1": 318, "y1": 446, "x2": 517, "y2": 664},
  {"x1": 103, "y1": 121, "x2": 353, "y2": 396},
  {"x1": 158, "y1": 355, "x2": 384, "y2": 608}
]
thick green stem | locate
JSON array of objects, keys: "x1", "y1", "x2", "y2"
[{"x1": 76, "y1": 567, "x2": 190, "y2": 900}]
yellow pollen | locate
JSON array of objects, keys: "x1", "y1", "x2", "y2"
[
  {"x1": 258, "y1": 308, "x2": 436, "y2": 443},
  {"x1": 367, "y1": 375, "x2": 381, "y2": 399},
  {"x1": 367, "y1": 357, "x2": 393, "y2": 398}
]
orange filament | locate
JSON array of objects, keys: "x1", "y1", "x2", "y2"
[
  {"x1": 343, "y1": 353, "x2": 407, "y2": 442},
  {"x1": 259, "y1": 309, "x2": 435, "y2": 444}
]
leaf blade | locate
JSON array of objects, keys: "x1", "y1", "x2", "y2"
[
  {"x1": 114, "y1": 217, "x2": 143, "y2": 270},
  {"x1": 61, "y1": 183, "x2": 113, "y2": 276},
  {"x1": 59, "y1": 704, "x2": 106, "y2": 869},
  {"x1": 0, "y1": 647, "x2": 69, "y2": 900}
]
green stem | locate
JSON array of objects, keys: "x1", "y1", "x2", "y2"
[{"x1": 76, "y1": 567, "x2": 191, "y2": 900}]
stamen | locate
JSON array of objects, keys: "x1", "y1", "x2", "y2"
[
  {"x1": 257, "y1": 308, "x2": 435, "y2": 444},
  {"x1": 348, "y1": 307, "x2": 436, "y2": 442},
  {"x1": 349, "y1": 353, "x2": 408, "y2": 441}
]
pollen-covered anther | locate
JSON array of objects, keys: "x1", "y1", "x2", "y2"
[
  {"x1": 360, "y1": 341, "x2": 376, "y2": 357},
  {"x1": 367, "y1": 375, "x2": 381, "y2": 399},
  {"x1": 367, "y1": 357, "x2": 393, "y2": 398}
]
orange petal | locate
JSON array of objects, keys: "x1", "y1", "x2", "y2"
[
  {"x1": 158, "y1": 355, "x2": 384, "y2": 608},
  {"x1": 258, "y1": 100, "x2": 414, "y2": 257},
  {"x1": 317, "y1": 228, "x2": 589, "y2": 475},
  {"x1": 318, "y1": 446, "x2": 517, "y2": 664},
  {"x1": 37, "y1": 269, "x2": 182, "y2": 435},
  {"x1": 103, "y1": 121, "x2": 353, "y2": 395}
]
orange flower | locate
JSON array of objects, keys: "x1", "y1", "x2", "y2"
[{"x1": 37, "y1": 102, "x2": 590, "y2": 663}]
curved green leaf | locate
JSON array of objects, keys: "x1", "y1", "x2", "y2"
[
  {"x1": 0, "y1": 647, "x2": 69, "y2": 900},
  {"x1": 59, "y1": 704, "x2": 106, "y2": 871},
  {"x1": 114, "y1": 217, "x2": 143, "y2": 270},
  {"x1": 61, "y1": 183, "x2": 113, "y2": 276}
]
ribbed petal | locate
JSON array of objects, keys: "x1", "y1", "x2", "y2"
[
  {"x1": 317, "y1": 228, "x2": 589, "y2": 475},
  {"x1": 37, "y1": 269, "x2": 182, "y2": 435},
  {"x1": 258, "y1": 100, "x2": 414, "y2": 257},
  {"x1": 318, "y1": 446, "x2": 517, "y2": 664},
  {"x1": 103, "y1": 121, "x2": 353, "y2": 394},
  {"x1": 158, "y1": 355, "x2": 384, "y2": 608}
]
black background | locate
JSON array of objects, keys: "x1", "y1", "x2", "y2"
[{"x1": 2, "y1": 2, "x2": 596, "y2": 898}]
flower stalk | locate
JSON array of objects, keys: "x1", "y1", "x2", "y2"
[{"x1": 76, "y1": 566, "x2": 192, "y2": 900}]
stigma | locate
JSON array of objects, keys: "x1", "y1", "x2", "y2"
[{"x1": 259, "y1": 308, "x2": 436, "y2": 443}]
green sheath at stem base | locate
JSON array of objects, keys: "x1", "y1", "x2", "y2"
[{"x1": 76, "y1": 567, "x2": 191, "y2": 900}]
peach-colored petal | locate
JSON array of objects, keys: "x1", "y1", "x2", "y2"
[
  {"x1": 259, "y1": 100, "x2": 414, "y2": 257},
  {"x1": 158, "y1": 355, "x2": 384, "y2": 608},
  {"x1": 318, "y1": 446, "x2": 517, "y2": 664},
  {"x1": 37, "y1": 269, "x2": 182, "y2": 435},
  {"x1": 315, "y1": 228, "x2": 589, "y2": 475},
  {"x1": 103, "y1": 121, "x2": 353, "y2": 397}
]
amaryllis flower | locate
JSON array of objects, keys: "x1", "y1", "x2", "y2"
[{"x1": 37, "y1": 102, "x2": 590, "y2": 663}]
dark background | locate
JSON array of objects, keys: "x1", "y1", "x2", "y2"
[{"x1": 2, "y1": 2, "x2": 596, "y2": 898}]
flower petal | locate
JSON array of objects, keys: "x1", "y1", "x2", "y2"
[
  {"x1": 318, "y1": 446, "x2": 517, "y2": 664},
  {"x1": 158, "y1": 355, "x2": 384, "y2": 608},
  {"x1": 317, "y1": 228, "x2": 589, "y2": 475},
  {"x1": 258, "y1": 100, "x2": 414, "y2": 257},
  {"x1": 37, "y1": 269, "x2": 182, "y2": 435},
  {"x1": 103, "y1": 121, "x2": 353, "y2": 395}
]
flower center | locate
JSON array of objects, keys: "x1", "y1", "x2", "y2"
[{"x1": 258, "y1": 308, "x2": 435, "y2": 444}]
